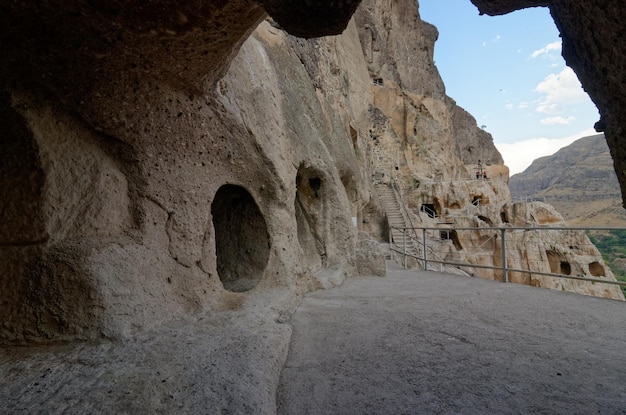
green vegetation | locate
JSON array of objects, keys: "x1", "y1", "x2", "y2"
[{"x1": 588, "y1": 230, "x2": 626, "y2": 296}]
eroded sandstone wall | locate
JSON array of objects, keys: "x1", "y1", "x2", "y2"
[
  {"x1": 0, "y1": 1, "x2": 378, "y2": 344},
  {"x1": 2, "y1": 0, "x2": 624, "y2": 344}
]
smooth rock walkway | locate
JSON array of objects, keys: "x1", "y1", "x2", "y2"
[{"x1": 277, "y1": 263, "x2": 626, "y2": 414}]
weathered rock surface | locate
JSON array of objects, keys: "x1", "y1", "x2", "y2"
[
  {"x1": 510, "y1": 134, "x2": 626, "y2": 226},
  {"x1": 1, "y1": 0, "x2": 625, "y2": 410}
]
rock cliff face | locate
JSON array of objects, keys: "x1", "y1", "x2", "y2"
[
  {"x1": 510, "y1": 134, "x2": 626, "y2": 226},
  {"x1": 0, "y1": 0, "x2": 623, "y2": 346}
]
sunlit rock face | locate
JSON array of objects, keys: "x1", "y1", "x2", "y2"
[
  {"x1": 472, "y1": 0, "x2": 626, "y2": 207},
  {"x1": 1, "y1": 0, "x2": 624, "y2": 344},
  {"x1": 0, "y1": 0, "x2": 368, "y2": 344}
]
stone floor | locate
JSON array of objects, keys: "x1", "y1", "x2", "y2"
[
  {"x1": 1, "y1": 263, "x2": 625, "y2": 414},
  {"x1": 277, "y1": 262, "x2": 626, "y2": 414}
]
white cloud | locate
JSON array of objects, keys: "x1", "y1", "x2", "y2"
[
  {"x1": 495, "y1": 128, "x2": 597, "y2": 175},
  {"x1": 531, "y1": 41, "x2": 562, "y2": 58},
  {"x1": 505, "y1": 103, "x2": 513, "y2": 110},
  {"x1": 534, "y1": 67, "x2": 589, "y2": 115},
  {"x1": 518, "y1": 102, "x2": 529, "y2": 109},
  {"x1": 540, "y1": 116, "x2": 575, "y2": 125},
  {"x1": 535, "y1": 103, "x2": 561, "y2": 115}
]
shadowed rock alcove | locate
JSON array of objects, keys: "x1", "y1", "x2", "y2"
[
  {"x1": 295, "y1": 166, "x2": 326, "y2": 270},
  {"x1": 211, "y1": 184, "x2": 270, "y2": 292}
]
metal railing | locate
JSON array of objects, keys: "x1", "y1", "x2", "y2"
[
  {"x1": 389, "y1": 225, "x2": 626, "y2": 290},
  {"x1": 389, "y1": 223, "x2": 471, "y2": 276}
]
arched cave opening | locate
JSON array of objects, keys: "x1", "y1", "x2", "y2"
[
  {"x1": 588, "y1": 261, "x2": 605, "y2": 277},
  {"x1": 211, "y1": 184, "x2": 270, "y2": 292}
]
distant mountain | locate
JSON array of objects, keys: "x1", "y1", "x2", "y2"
[{"x1": 509, "y1": 134, "x2": 626, "y2": 226}]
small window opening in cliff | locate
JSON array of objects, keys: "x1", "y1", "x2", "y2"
[
  {"x1": 212, "y1": 184, "x2": 270, "y2": 292},
  {"x1": 440, "y1": 229, "x2": 463, "y2": 251},
  {"x1": 373, "y1": 77, "x2": 384, "y2": 86},
  {"x1": 546, "y1": 249, "x2": 571, "y2": 275},
  {"x1": 588, "y1": 261, "x2": 605, "y2": 277},
  {"x1": 500, "y1": 210, "x2": 509, "y2": 224},
  {"x1": 421, "y1": 203, "x2": 436, "y2": 218}
]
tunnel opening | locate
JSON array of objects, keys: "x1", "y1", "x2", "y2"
[{"x1": 211, "y1": 184, "x2": 270, "y2": 292}]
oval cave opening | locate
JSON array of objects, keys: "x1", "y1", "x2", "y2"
[
  {"x1": 588, "y1": 261, "x2": 605, "y2": 277},
  {"x1": 211, "y1": 184, "x2": 270, "y2": 292}
]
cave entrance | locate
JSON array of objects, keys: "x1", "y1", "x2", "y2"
[
  {"x1": 588, "y1": 261, "x2": 605, "y2": 277},
  {"x1": 211, "y1": 184, "x2": 270, "y2": 292},
  {"x1": 421, "y1": 203, "x2": 436, "y2": 218},
  {"x1": 546, "y1": 249, "x2": 571, "y2": 276}
]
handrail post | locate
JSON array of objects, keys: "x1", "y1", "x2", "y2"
[
  {"x1": 389, "y1": 225, "x2": 394, "y2": 263},
  {"x1": 403, "y1": 228, "x2": 407, "y2": 269},
  {"x1": 501, "y1": 228, "x2": 508, "y2": 283},
  {"x1": 422, "y1": 228, "x2": 427, "y2": 271}
]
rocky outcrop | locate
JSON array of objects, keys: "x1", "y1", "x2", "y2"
[
  {"x1": 471, "y1": 0, "x2": 626, "y2": 207},
  {"x1": 347, "y1": 0, "x2": 622, "y2": 299},
  {"x1": 510, "y1": 134, "x2": 626, "y2": 226}
]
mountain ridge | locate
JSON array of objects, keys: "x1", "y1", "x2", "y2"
[{"x1": 509, "y1": 133, "x2": 626, "y2": 226}]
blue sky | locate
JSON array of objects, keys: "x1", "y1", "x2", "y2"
[{"x1": 418, "y1": 1, "x2": 600, "y2": 174}]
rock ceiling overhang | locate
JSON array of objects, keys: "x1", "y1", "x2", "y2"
[{"x1": 2, "y1": 0, "x2": 626, "y2": 205}]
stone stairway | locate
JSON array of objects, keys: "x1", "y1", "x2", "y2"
[
  {"x1": 375, "y1": 183, "x2": 471, "y2": 276},
  {"x1": 375, "y1": 183, "x2": 421, "y2": 262}
]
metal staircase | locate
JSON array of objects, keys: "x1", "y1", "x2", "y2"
[{"x1": 375, "y1": 181, "x2": 471, "y2": 276}]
